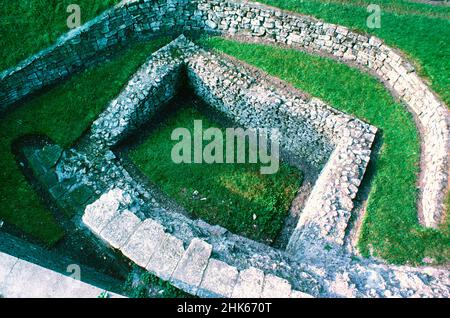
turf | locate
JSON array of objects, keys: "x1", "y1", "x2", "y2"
[
  {"x1": 129, "y1": 106, "x2": 302, "y2": 244},
  {"x1": 0, "y1": 38, "x2": 170, "y2": 246},
  {"x1": 0, "y1": 0, "x2": 120, "y2": 71},
  {"x1": 258, "y1": 0, "x2": 450, "y2": 106},
  {"x1": 201, "y1": 37, "x2": 450, "y2": 265}
]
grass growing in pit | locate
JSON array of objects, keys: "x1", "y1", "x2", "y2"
[
  {"x1": 200, "y1": 37, "x2": 450, "y2": 265},
  {"x1": 129, "y1": 106, "x2": 302, "y2": 244},
  {"x1": 0, "y1": 38, "x2": 170, "y2": 246}
]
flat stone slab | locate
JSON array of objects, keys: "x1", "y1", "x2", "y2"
[
  {"x1": 0, "y1": 253, "x2": 123, "y2": 298},
  {"x1": 261, "y1": 274, "x2": 292, "y2": 298},
  {"x1": 121, "y1": 218, "x2": 166, "y2": 268},
  {"x1": 100, "y1": 210, "x2": 142, "y2": 249},
  {"x1": 146, "y1": 233, "x2": 185, "y2": 281},
  {"x1": 37, "y1": 144, "x2": 62, "y2": 169},
  {"x1": 198, "y1": 259, "x2": 239, "y2": 298},
  {"x1": 171, "y1": 238, "x2": 212, "y2": 294},
  {"x1": 231, "y1": 267, "x2": 265, "y2": 298},
  {"x1": 0, "y1": 252, "x2": 18, "y2": 290},
  {"x1": 82, "y1": 189, "x2": 126, "y2": 235}
]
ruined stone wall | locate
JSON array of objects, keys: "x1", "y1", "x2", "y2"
[
  {"x1": 193, "y1": 0, "x2": 449, "y2": 228},
  {"x1": 0, "y1": 0, "x2": 195, "y2": 113},
  {"x1": 0, "y1": 0, "x2": 446, "y2": 227}
]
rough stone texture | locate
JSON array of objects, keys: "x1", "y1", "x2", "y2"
[
  {"x1": 193, "y1": 0, "x2": 449, "y2": 228},
  {"x1": 261, "y1": 274, "x2": 292, "y2": 298},
  {"x1": 5, "y1": 2, "x2": 449, "y2": 297},
  {"x1": 0, "y1": 253, "x2": 18, "y2": 290},
  {"x1": 22, "y1": 37, "x2": 449, "y2": 298},
  {"x1": 197, "y1": 259, "x2": 239, "y2": 298},
  {"x1": 121, "y1": 219, "x2": 166, "y2": 268},
  {"x1": 186, "y1": 45, "x2": 377, "y2": 247},
  {"x1": 2, "y1": 0, "x2": 445, "y2": 228},
  {"x1": 231, "y1": 267, "x2": 265, "y2": 298},
  {"x1": 99, "y1": 209, "x2": 142, "y2": 249},
  {"x1": 171, "y1": 238, "x2": 212, "y2": 294},
  {"x1": 290, "y1": 290, "x2": 314, "y2": 298},
  {"x1": 145, "y1": 233, "x2": 185, "y2": 281},
  {"x1": 0, "y1": 252, "x2": 123, "y2": 298},
  {"x1": 82, "y1": 188, "x2": 131, "y2": 235}
]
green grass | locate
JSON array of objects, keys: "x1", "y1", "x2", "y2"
[
  {"x1": 0, "y1": 0, "x2": 120, "y2": 71},
  {"x1": 129, "y1": 106, "x2": 302, "y2": 244},
  {"x1": 201, "y1": 37, "x2": 450, "y2": 265},
  {"x1": 0, "y1": 38, "x2": 170, "y2": 246},
  {"x1": 258, "y1": 0, "x2": 450, "y2": 106}
]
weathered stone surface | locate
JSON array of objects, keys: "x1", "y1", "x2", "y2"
[
  {"x1": 261, "y1": 274, "x2": 292, "y2": 298},
  {"x1": 171, "y1": 238, "x2": 212, "y2": 294},
  {"x1": 231, "y1": 267, "x2": 265, "y2": 298},
  {"x1": 82, "y1": 188, "x2": 129, "y2": 235},
  {"x1": 146, "y1": 233, "x2": 185, "y2": 281},
  {"x1": 0, "y1": 253, "x2": 123, "y2": 298},
  {"x1": 100, "y1": 210, "x2": 142, "y2": 249},
  {"x1": 198, "y1": 259, "x2": 239, "y2": 298},
  {"x1": 121, "y1": 218, "x2": 166, "y2": 268},
  {"x1": 291, "y1": 290, "x2": 314, "y2": 298},
  {"x1": 0, "y1": 252, "x2": 18, "y2": 289}
]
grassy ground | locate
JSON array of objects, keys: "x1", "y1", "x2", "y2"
[
  {"x1": 129, "y1": 106, "x2": 302, "y2": 244},
  {"x1": 201, "y1": 37, "x2": 450, "y2": 265},
  {"x1": 259, "y1": 0, "x2": 450, "y2": 106},
  {"x1": 0, "y1": 38, "x2": 170, "y2": 246},
  {"x1": 0, "y1": 0, "x2": 119, "y2": 71}
]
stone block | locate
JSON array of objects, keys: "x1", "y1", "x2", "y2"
[
  {"x1": 82, "y1": 189, "x2": 125, "y2": 235},
  {"x1": 171, "y1": 238, "x2": 212, "y2": 294},
  {"x1": 121, "y1": 218, "x2": 166, "y2": 268},
  {"x1": 197, "y1": 259, "x2": 238, "y2": 298},
  {"x1": 146, "y1": 233, "x2": 185, "y2": 281},
  {"x1": 261, "y1": 274, "x2": 292, "y2": 298},
  {"x1": 291, "y1": 290, "x2": 314, "y2": 298},
  {"x1": 231, "y1": 267, "x2": 265, "y2": 298},
  {"x1": 100, "y1": 210, "x2": 142, "y2": 249},
  {"x1": 37, "y1": 144, "x2": 63, "y2": 169},
  {"x1": 0, "y1": 252, "x2": 18, "y2": 292}
]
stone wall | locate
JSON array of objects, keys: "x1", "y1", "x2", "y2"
[
  {"x1": 0, "y1": 0, "x2": 195, "y2": 113},
  {"x1": 193, "y1": 0, "x2": 449, "y2": 228},
  {"x1": 18, "y1": 37, "x2": 450, "y2": 298},
  {"x1": 185, "y1": 46, "x2": 377, "y2": 247},
  {"x1": 1, "y1": 0, "x2": 446, "y2": 228}
]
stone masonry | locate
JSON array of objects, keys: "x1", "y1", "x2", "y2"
[
  {"x1": 1, "y1": 0, "x2": 447, "y2": 228},
  {"x1": 19, "y1": 37, "x2": 450, "y2": 298}
]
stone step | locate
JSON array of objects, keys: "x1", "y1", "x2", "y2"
[
  {"x1": 145, "y1": 233, "x2": 185, "y2": 281},
  {"x1": 100, "y1": 209, "x2": 142, "y2": 250},
  {"x1": 197, "y1": 258, "x2": 239, "y2": 298},
  {"x1": 121, "y1": 218, "x2": 166, "y2": 268},
  {"x1": 171, "y1": 238, "x2": 212, "y2": 295}
]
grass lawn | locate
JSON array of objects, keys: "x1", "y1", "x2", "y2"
[
  {"x1": 259, "y1": 0, "x2": 450, "y2": 106},
  {"x1": 0, "y1": 0, "x2": 119, "y2": 71},
  {"x1": 0, "y1": 38, "x2": 170, "y2": 246},
  {"x1": 129, "y1": 106, "x2": 302, "y2": 244},
  {"x1": 201, "y1": 37, "x2": 450, "y2": 265}
]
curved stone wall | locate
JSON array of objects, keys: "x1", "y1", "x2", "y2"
[
  {"x1": 193, "y1": 0, "x2": 449, "y2": 228},
  {"x1": 0, "y1": 0, "x2": 446, "y2": 228},
  {"x1": 17, "y1": 37, "x2": 449, "y2": 298}
]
